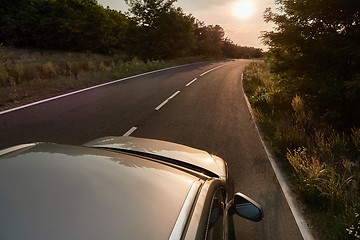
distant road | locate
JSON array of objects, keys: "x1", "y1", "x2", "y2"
[{"x1": 0, "y1": 60, "x2": 304, "y2": 239}]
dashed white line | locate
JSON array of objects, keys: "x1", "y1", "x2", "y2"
[
  {"x1": 0, "y1": 63, "x2": 228, "y2": 116},
  {"x1": 155, "y1": 91, "x2": 181, "y2": 111},
  {"x1": 123, "y1": 127, "x2": 137, "y2": 136},
  {"x1": 0, "y1": 64, "x2": 193, "y2": 116},
  {"x1": 168, "y1": 91, "x2": 181, "y2": 100},
  {"x1": 186, "y1": 78, "x2": 197, "y2": 87},
  {"x1": 155, "y1": 100, "x2": 168, "y2": 111},
  {"x1": 199, "y1": 64, "x2": 228, "y2": 77}
]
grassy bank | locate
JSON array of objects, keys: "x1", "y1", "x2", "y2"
[
  {"x1": 0, "y1": 47, "x2": 208, "y2": 111},
  {"x1": 243, "y1": 61, "x2": 360, "y2": 240}
]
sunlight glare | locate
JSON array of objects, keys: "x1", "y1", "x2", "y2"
[{"x1": 234, "y1": 0, "x2": 255, "y2": 19}]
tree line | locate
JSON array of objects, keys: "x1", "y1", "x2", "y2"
[
  {"x1": 0, "y1": 0, "x2": 263, "y2": 59},
  {"x1": 262, "y1": 0, "x2": 360, "y2": 129}
]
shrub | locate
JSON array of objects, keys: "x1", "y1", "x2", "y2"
[
  {"x1": 346, "y1": 212, "x2": 360, "y2": 239},
  {"x1": 243, "y1": 61, "x2": 360, "y2": 240},
  {"x1": 0, "y1": 48, "x2": 210, "y2": 111}
]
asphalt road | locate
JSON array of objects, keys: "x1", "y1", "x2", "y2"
[{"x1": 0, "y1": 60, "x2": 304, "y2": 239}]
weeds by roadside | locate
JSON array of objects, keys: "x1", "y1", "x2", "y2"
[
  {"x1": 0, "y1": 47, "x2": 207, "y2": 110},
  {"x1": 243, "y1": 61, "x2": 360, "y2": 240}
]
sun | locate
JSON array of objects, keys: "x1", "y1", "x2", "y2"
[{"x1": 234, "y1": 0, "x2": 255, "y2": 19}]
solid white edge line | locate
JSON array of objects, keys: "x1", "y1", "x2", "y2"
[
  {"x1": 123, "y1": 127, "x2": 137, "y2": 137},
  {"x1": 0, "y1": 64, "x2": 192, "y2": 116},
  {"x1": 241, "y1": 73, "x2": 314, "y2": 240},
  {"x1": 186, "y1": 78, "x2": 197, "y2": 87},
  {"x1": 155, "y1": 91, "x2": 180, "y2": 111},
  {"x1": 199, "y1": 64, "x2": 228, "y2": 77}
]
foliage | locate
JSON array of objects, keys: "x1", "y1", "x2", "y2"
[
  {"x1": 253, "y1": 0, "x2": 360, "y2": 233},
  {"x1": 346, "y1": 212, "x2": 360, "y2": 239},
  {"x1": 222, "y1": 38, "x2": 262, "y2": 59},
  {"x1": 0, "y1": 0, "x2": 128, "y2": 53},
  {"x1": 0, "y1": 47, "x2": 207, "y2": 110},
  {"x1": 194, "y1": 22, "x2": 224, "y2": 57},
  {"x1": 125, "y1": 0, "x2": 196, "y2": 60},
  {"x1": 243, "y1": 61, "x2": 360, "y2": 240},
  {"x1": 261, "y1": 0, "x2": 360, "y2": 129},
  {"x1": 0, "y1": 0, "x2": 263, "y2": 60}
]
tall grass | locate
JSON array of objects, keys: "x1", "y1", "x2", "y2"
[
  {"x1": 0, "y1": 48, "x2": 207, "y2": 110},
  {"x1": 243, "y1": 61, "x2": 360, "y2": 240}
]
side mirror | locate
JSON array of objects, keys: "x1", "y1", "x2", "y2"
[{"x1": 232, "y1": 193, "x2": 263, "y2": 222}]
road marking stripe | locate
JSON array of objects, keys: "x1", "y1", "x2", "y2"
[
  {"x1": 0, "y1": 64, "x2": 192, "y2": 116},
  {"x1": 186, "y1": 78, "x2": 197, "y2": 87},
  {"x1": 123, "y1": 127, "x2": 137, "y2": 136},
  {"x1": 199, "y1": 64, "x2": 227, "y2": 77},
  {"x1": 155, "y1": 91, "x2": 180, "y2": 111},
  {"x1": 241, "y1": 74, "x2": 314, "y2": 240},
  {"x1": 155, "y1": 100, "x2": 168, "y2": 111},
  {"x1": 168, "y1": 91, "x2": 181, "y2": 100}
]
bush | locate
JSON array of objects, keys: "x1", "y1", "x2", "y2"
[
  {"x1": 0, "y1": 47, "x2": 208, "y2": 110},
  {"x1": 243, "y1": 61, "x2": 360, "y2": 240}
]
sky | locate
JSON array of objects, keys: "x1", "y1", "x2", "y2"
[{"x1": 96, "y1": 0, "x2": 277, "y2": 49}]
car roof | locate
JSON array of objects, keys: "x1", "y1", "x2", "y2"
[{"x1": 0, "y1": 143, "x2": 203, "y2": 240}]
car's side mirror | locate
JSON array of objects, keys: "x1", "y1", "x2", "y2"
[{"x1": 231, "y1": 193, "x2": 263, "y2": 222}]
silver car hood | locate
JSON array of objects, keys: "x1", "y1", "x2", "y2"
[
  {"x1": 84, "y1": 136, "x2": 227, "y2": 179},
  {"x1": 0, "y1": 142, "x2": 201, "y2": 240}
]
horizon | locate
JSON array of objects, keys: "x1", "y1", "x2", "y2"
[{"x1": 97, "y1": 0, "x2": 276, "y2": 49}]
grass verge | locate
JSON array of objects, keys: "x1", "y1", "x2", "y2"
[
  {"x1": 243, "y1": 61, "x2": 360, "y2": 240},
  {"x1": 0, "y1": 47, "x2": 209, "y2": 111}
]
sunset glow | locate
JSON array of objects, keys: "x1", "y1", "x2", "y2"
[{"x1": 234, "y1": 0, "x2": 255, "y2": 19}]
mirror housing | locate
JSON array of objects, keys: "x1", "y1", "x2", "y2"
[{"x1": 231, "y1": 193, "x2": 263, "y2": 222}]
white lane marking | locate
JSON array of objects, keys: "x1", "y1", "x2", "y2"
[
  {"x1": 168, "y1": 91, "x2": 181, "y2": 100},
  {"x1": 155, "y1": 91, "x2": 180, "y2": 111},
  {"x1": 241, "y1": 73, "x2": 314, "y2": 240},
  {"x1": 0, "y1": 64, "x2": 192, "y2": 116},
  {"x1": 199, "y1": 64, "x2": 227, "y2": 77},
  {"x1": 186, "y1": 78, "x2": 197, "y2": 87},
  {"x1": 123, "y1": 127, "x2": 138, "y2": 136}
]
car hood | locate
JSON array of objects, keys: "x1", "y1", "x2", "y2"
[
  {"x1": 0, "y1": 142, "x2": 201, "y2": 240},
  {"x1": 84, "y1": 136, "x2": 227, "y2": 179}
]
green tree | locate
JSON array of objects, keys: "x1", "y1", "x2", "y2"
[
  {"x1": 0, "y1": 0, "x2": 129, "y2": 53},
  {"x1": 152, "y1": 8, "x2": 196, "y2": 59},
  {"x1": 124, "y1": 0, "x2": 196, "y2": 60},
  {"x1": 222, "y1": 38, "x2": 263, "y2": 59},
  {"x1": 125, "y1": 0, "x2": 176, "y2": 27},
  {"x1": 194, "y1": 22, "x2": 224, "y2": 57},
  {"x1": 102, "y1": 8, "x2": 129, "y2": 53},
  {"x1": 58, "y1": 0, "x2": 124, "y2": 52},
  {"x1": 222, "y1": 38, "x2": 238, "y2": 58},
  {"x1": 262, "y1": 0, "x2": 360, "y2": 128},
  {"x1": 0, "y1": 0, "x2": 43, "y2": 47}
]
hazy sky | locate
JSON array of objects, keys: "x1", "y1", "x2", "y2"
[{"x1": 97, "y1": 0, "x2": 277, "y2": 49}]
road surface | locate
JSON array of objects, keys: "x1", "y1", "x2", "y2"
[{"x1": 0, "y1": 60, "x2": 305, "y2": 239}]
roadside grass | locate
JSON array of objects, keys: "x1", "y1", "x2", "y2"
[
  {"x1": 243, "y1": 61, "x2": 360, "y2": 240},
  {"x1": 0, "y1": 47, "x2": 207, "y2": 111}
]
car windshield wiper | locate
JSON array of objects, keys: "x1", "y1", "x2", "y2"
[{"x1": 94, "y1": 147, "x2": 219, "y2": 178}]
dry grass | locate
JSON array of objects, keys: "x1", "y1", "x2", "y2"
[
  {"x1": 0, "y1": 48, "x2": 206, "y2": 110},
  {"x1": 243, "y1": 61, "x2": 360, "y2": 240}
]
